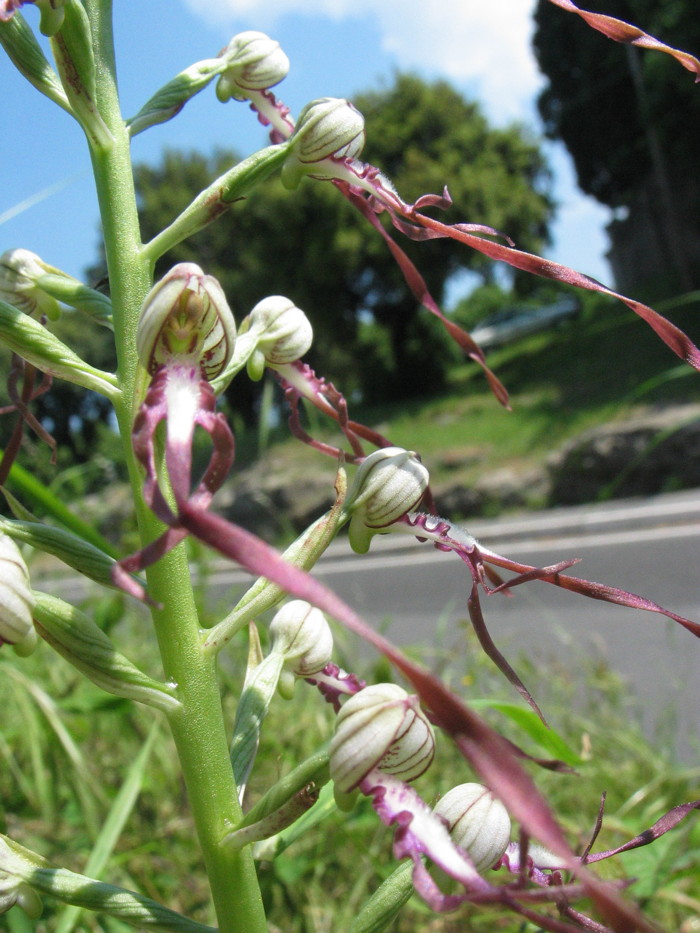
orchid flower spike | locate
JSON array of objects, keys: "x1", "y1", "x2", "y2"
[{"x1": 0, "y1": 534, "x2": 37, "y2": 656}]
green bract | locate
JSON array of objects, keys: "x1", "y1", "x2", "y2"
[
  {"x1": 127, "y1": 56, "x2": 227, "y2": 136},
  {"x1": 32, "y1": 593, "x2": 181, "y2": 714},
  {"x1": 0, "y1": 834, "x2": 213, "y2": 931},
  {"x1": 0, "y1": 299, "x2": 118, "y2": 397},
  {"x1": 0, "y1": 8, "x2": 70, "y2": 108},
  {"x1": 0, "y1": 517, "x2": 122, "y2": 589},
  {"x1": 143, "y1": 144, "x2": 292, "y2": 262}
]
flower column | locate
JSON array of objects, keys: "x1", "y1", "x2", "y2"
[{"x1": 82, "y1": 3, "x2": 267, "y2": 930}]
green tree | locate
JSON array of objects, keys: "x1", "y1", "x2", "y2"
[
  {"x1": 135, "y1": 73, "x2": 553, "y2": 411},
  {"x1": 533, "y1": 0, "x2": 700, "y2": 291}
]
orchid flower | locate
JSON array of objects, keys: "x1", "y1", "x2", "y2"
[
  {"x1": 327, "y1": 688, "x2": 660, "y2": 930},
  {"x1": 288, "y1": 99, "x2": 700, "y2": 385},
  {"x1": 214, "y1": 30, "x2": 294, "y2": 142},
  {"x1": 113, "y1": 263, "x2": 237, "y2": 598}
]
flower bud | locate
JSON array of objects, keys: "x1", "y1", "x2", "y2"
[
  {"x1": 433, "y1": 783, "x2": 511, "y2": 873},
  {"x1": 269, "y1": 599, "x2": 333, "y2": 677},
  {"x1": 330, "y1": 683, "x2": 435, "y2": 793},
  {"x1": 243, "y1": 295, "x2": 313, "y2": 379},
  {"x1": 281, "y1": 97, "x2": 365, "y2": 189},
  {"x1": 216, "y1": 31, "x2": 289, "y2": 102},
  {"x1": 136, "y1": 263, "x2": 236, "y2": 380},
  {"x1": 0, "y1": 534, "x2": 37, "y2": 656},
  {"x1": 347, "y1": 447, "x2": 429, "y2": 554},
  {"x1": 0, "y1": 249, "x2": 61, "y2": 320}
]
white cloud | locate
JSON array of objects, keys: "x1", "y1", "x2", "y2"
[
  {"x1": 182, "y1": 0, "x2": 542, "y2": 124},
  {"x1": 374, "y1": 1, "x2": 543, "y2": 124}
]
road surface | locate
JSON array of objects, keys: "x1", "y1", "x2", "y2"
[
  {"x1": 202, "y1": 489, "x2": 700, "y2": 761},
  {"x1": 41, "y1": 489, "x2": 700, "y2": 761}
]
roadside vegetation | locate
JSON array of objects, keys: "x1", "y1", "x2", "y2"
[
  {"x1": 229, "y1": 285, "x2": 700, "y2": 504},
  {"x1": 2, "y1": 608, "x2": 699, "y2": 933}
]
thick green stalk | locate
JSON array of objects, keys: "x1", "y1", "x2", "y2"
[{"x1": 80, "y1": 3, "x2": 267, "y2": 930}]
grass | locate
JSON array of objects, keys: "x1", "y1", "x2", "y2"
[{"x1": 2, "y1": 604, "x2": 699, "y2": 932}]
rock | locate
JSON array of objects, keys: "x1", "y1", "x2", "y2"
[
  {"x1": 547, "y1": 404, "x2": 700, "y2": 504},
  {"x1": 433, "y1": 466, "x2": 548, "y2": 519},
  {"x1": 434, "y1": 446, "x2": 487, "y2": 472},
  {"x1": 475, "y1": 466, "x2": 548, "y2": 510},
  {"x1": 221, "y1": 466, "x2": 336, "y2": 538},
  {"x1": 433, "y1": 482, "x2": 484, "y2": 518}
]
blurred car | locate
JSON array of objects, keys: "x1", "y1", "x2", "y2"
[{"x1": 470, "y1": 297, "x2": 581, "y2": 349}]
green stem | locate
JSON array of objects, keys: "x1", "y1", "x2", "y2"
[{"x1": 81, "y1": 3, "x2": 267, "y2": 930}]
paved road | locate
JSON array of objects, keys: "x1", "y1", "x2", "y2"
[
  {"x1": 309, "y1": 491, "x2": 700, "y2": 762},
  {"x1": 42, "y1": 489, "x2": 700, "y2": 760}
]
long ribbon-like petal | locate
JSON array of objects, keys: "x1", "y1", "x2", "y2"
[
  {"x1": 176, "y1": 502, "x2": 656, "y2": 931},
  {"x1": 393, "y1": 211, "x2": 700, "y2": 371},
  {"x1": 545, "y1": 0, "x2": 700, "y2": 80}
]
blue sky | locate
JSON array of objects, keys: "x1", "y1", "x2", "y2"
[{"x1": 1, "y1": 0, "x2": 611, "y2": 294}]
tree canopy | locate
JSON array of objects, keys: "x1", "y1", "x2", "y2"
[
  {"x1": 135, "y1": 73, "x2": 554, "y2": 412},
  {"x1": 533, "y1": 0, "x2": 700, "y2": 289}
]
